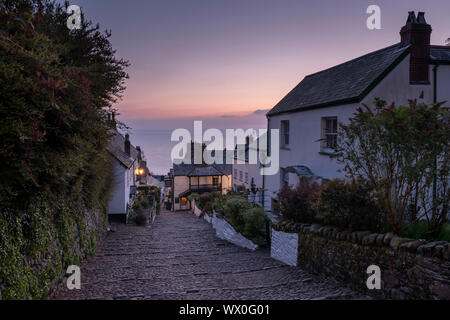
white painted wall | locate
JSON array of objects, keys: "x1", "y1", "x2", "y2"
[
  {"x1": 107, "y1": 157, "x2": 127, "y2": 214},
  {"x1": 265, "y1": 55, "x2": 450, "y2": 213}
]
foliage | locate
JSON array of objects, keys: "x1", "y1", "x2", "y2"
[
  {"x1": 134, "y1": 212, "x2": 147, "y2": 226},
  {"x1": 402, "y1": 221, "x2": 450, "y2": 242},
  {"x1": 224, "y1": 197, "x2": 251, "y2": 229},
  {"x1": 188, "y1": 193, "x2": 199, "y2": 202},
  {"x1": 337, "y1": 98, "x2": 449, "y2": 236},
  {"x1": 242, "y1": 207, "x2": 268, "y2": 245},
  {"x1": 316, "y1": 179, "x2": 384, "y2": 232},
  {"x1": 439, "y1": 223, "x2": 450, "y2": 242},
  {"x1": 0, "y1": 0, "x2": 128, "y2": 299},
  {"x1": 197, "y1": 192, "x2": 221, "y2": 213},
  {"x1": 277, "y1": 179, "x2": 321, "y2": 223}
]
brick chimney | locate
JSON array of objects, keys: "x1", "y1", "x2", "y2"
[
  {"x1": 400, "y1": 11, "x2": 432, "y2": 84},
  {"x1": 124, "y1": 133, "x2": 131, "y2": 155}
]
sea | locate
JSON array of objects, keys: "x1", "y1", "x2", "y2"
[{"x1": 128, "y1": 129, "x2": 176, "y2": 175}]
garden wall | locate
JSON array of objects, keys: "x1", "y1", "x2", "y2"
[
  {"x1": 273, "y1": 223, "x2": 450, "y2": 299},
  {"x1": 213, "y1": 213, "x2": 258, "y2": 251},
  {"x1": 191, "y1": 202, "x2": 257, "y2": 251}
]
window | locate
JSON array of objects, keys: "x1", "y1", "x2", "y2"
[
  {"x1": 321, "y1": 117, "x2": 337, "y2": 152},
  {"x1": 244, "y1": 172, "x2": 248, "y2": 183},
  {"x1": 234, "y1": 168, "x2": 238, "y2": 179},
  {"x1": 280, "y1": 120, "x2": 290, "y2": 147},
  {"x1": 212, "y1": 176, "x2": 219, "y2": 186},
  {"x1": 239, "y1": 170, "x2": 243, "y2": 181}
]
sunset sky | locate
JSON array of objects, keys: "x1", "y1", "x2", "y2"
[{"x1": 71, "y1": 0, "x2": 450, "y2": 130}]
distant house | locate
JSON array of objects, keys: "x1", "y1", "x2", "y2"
[
  {"x1": 263, "y1": 12, "x2": 450, "y2": 213},
  {"x1": 107, "y1": 130, "x2": 140, "y2": 223},
  {"x1": 232, "y1": 135, "x2": 265, "y2": 206},
  {"x1": 172, "y1": 143, "x2": 232, "y2": 211}
]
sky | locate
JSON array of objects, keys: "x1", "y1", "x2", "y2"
[
  {"x1": 59, "y1": 0, "x2": 450, "y2": 174},
  {"x1": 67, "y1": 0, "x2": 450, "y2": 131}
]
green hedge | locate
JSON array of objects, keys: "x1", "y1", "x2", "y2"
[{"x1": 0, "y1": 0, "x2": 128, "y2": 299}]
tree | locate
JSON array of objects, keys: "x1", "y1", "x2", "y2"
[
  {"x1": 337, "y1": 97, "x2": 449, "y2": 236},
  {"x1": 0, "y1": 0, "x2": 129, "y2": 207}
]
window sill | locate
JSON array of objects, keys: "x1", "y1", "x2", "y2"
[{"x1": 280, "y1": 146, "x2": 291, "y2": 151}]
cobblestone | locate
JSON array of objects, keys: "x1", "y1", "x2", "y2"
[{"x1": 53, "y1": 210, "x2": 367, "y2": 300}]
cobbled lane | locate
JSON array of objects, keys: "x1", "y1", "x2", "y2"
[{"x1": 53, "y1": 210, "x2": 367, "y2": 300}]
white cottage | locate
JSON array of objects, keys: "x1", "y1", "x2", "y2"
[
  {"x1": 107, "y1": 130, "x2": 140, "y2": 223},
  {"x1": 172, "y1": 143, "x2": 232, "y2": 211},
  {"x1": 262, "y1": 12, "x2": 450, "y2": 213}
]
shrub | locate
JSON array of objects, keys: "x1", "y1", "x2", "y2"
[
  {"x1": 197, "y1": 193, "x2": 213, "y2": 211},
  {"x1": 337, "y1": 97, "x2": 449, "y2": 236},
  {"x1": 0, "y1": 0, "x2": 128, "y2": 299},
  {"x1": 132, "y1": 199, "x2": 149, "y2": 212},
  {"x1": 242, "y1": 207, "x2": 268, "y2": 245},
  {"x1": 316, "y1": 179, "x2": 384, "y2": 232},
  {"x1": 402, "y1": 221, "x2": 450, "y2": 241},
  {"x1": 224, "y1": 197, "x2": 251, "y2": 230},
  {"x1": 135, "y1": 212, "x2": 148, "y2": 226},
  {"x1": 188, "y1": 193, "x2": 199, "y2": 202},
  {"x1": 277, "y1": 179, "x2": 321, "y2": 223}
]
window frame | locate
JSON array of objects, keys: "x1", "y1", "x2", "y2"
[
  {"x1": 280, "y1": 120, "x2": 290, "y2": 148},
  {"x1": 321, "y1": 117, "x2": 338, "y2": 153}
]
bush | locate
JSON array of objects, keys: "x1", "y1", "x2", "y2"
[
  {"x1": 242, "y1": 207, "x2": 268, "y2": 245},
  {"x1": 0, "y1": 0, "x2": 128, "y2": 299},
  {"x1": 197, "y1": 192, "x2": 222, "y2": 213},
  {"x1": 316, "y1": 179, "x2": 384, "y2": 232},
  {"x1": 197, "y1": 193, "x2": 213, "y2": 211},
  {"x1": 224, "y1": 197, "x2": 251, "y2": 230},
  {"x1": 277, "y1": 179, "x2": 321, "y2": 223},
  {"x1": 135, "y1": 212, "x2": 148, "y2": 226},
  {"x1": 188, "y1": 193, "x2": 199, "y2": 202},
  {"x1": 402, "y1": 221, "x2": 450, "y2": 241},
  {"x1": 132, "y1": 199, "x2": 149, "y2": 212},
  {"x1": 337, "y1": 97, "x2": 449, "y2": 236}
]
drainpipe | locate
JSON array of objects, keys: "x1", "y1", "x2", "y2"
[
  {"x1": 261, "y1": 117, "x2": 270, "y2": 210},
  {"x1": 432, "y1": 64, "x2": 439, "y2": 216}
]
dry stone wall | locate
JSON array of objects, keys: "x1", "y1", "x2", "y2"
[{"x1": 273, "y1": 223, "x2": 450, "y2": 299}]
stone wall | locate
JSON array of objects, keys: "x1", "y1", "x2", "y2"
[
  {"x1": 0, "y1": 205, "x2": 108, "y2": 300},
  {"x1": 273, "y1": 223, "x2": 450, "y2": 299}
]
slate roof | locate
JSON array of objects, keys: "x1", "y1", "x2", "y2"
[
  {"x1": 107, "y1": 130, "x2": 138, "y2": 168},
  {"x1": 267, "y1": 43, "x2": 413, "y2": 116},
  {"x1": 173, "y1": 162, "x2": 232, "y2": 177},
  {"x1": 430, "y1": 46, "x2": 450, "y2": 64}
]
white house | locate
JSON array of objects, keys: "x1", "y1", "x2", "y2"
[
  {"x1": 107, "y1": 130, "x2": 140, "y2": 223},
  {"x1": 172, "y1": 143, "x2": 232, "y2": 211},
  {"x1": 232, "y1": 135, "x2": 266, "y2": 206},
  {"x1": 263, "y1": 12, "x2": 450, "y2": 213}
]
